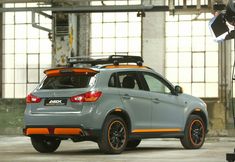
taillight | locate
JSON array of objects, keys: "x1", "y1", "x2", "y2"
[
  {"x1": 70, "y1": 91, "x2": 102, "y2": 103},
  {"x1": 26, "y1": 93, "x2": 42, "y2": 103}
]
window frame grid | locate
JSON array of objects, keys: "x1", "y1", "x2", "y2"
[
  {"x1": 2, "y1": 3, "x2": 52, "y2": 98},
  {"x1": 89, "y1": 0, "x2": 142, "y2": 57},
  {"x1": 165, "y1": 12, "x2": 219, "y2": 98}
]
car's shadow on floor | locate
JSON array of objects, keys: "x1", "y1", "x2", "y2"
[{"x1": 51, "y1": 147, "x2": 184, "y2": 156}]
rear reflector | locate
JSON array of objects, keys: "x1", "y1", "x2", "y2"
[
  {"x1": 25, "y1": 128, "x2": 83, "y2": 135},
  {"x1": 26, "y1": 128, "x2": 49, "y2": 135},
  {"x1": 54, "y1": 128, "x2": 82, "y2": 135}
]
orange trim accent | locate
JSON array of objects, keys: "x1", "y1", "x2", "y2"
[
  {"x1": 195, "y1": 108, "x2": 201, "y2": 112},
  {"x1": 115, "y1": 108, "x2": 122, "y2": 112},
  {"x1": 26, "y1": 128, "x2": 49, "y2": 135},
  {"x1": 108, "y1": 120, "x2": 127, "y2": 150},
  {"x1": 54, "y1": 128, "x2": 82, "y2": 135},
  {"x1": 105, "y1": 65, "x2": 146, "y2": 69},
  {"x1": 132, "y1": 128, "x2": 182, "y2": 133},
  {"x1": 189, "y1": 119, "x2": 205, "y2": 146},
  {"x1": 44, "y1": 68, "x2": 97, "y2": 76}
]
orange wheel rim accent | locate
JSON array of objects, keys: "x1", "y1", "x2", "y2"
[
  {"x1": 108, "y1": 120, "x2": 127, "y2": 150},
  {"x1": 189, "y1": 119, "x2": 205, "y2": 146}
]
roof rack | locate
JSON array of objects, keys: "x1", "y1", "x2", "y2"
[{"x1": 67, "y1": 55, "x2": 144, "y2": 67}]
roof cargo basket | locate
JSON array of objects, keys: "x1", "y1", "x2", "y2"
[{"x1": 67, "y1": 55, "x2": 144, "y2": 67}]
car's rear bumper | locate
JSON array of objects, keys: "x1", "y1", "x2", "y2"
[{"x1": 23, "y1": 126, "x2": 101, "y2": 141}]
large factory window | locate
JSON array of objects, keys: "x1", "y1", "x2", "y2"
[
  {"x1": 90, "y1": 0, "x2": 141, "y2": 57},
  {"x1": 165, "y1": 13, "x2": 219, "y2": 97},
  {"x1": 2, "y1": 3, "x2": 52, "y2": 98}
]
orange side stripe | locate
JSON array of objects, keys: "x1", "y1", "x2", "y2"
[
  {"x1": 26, "y1": 128, "x2": 49, "y2": 135},
  {"x1": 132, "y1": 128, "x2": 182, "y2": 133},
  {"x1": 54, "y1": 128, "x2": 82, "y2": 135}
]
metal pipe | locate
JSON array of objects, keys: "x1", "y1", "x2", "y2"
[
  {"x1": 0, "y1": 5, "x2": 211, "y2": 13},
  {"x1": 35, "y1": 11, "x2": 53, "y2": 19},
  {"x1": 32, "y1": 11, "x2": 52, "y2": 32}
]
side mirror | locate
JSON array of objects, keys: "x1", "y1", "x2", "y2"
[{"x1": 175, "y1": 85, "x2": 183, "y2": 94}]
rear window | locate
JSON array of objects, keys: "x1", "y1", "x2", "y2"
[{"x1": 39, "y1": 74, "x2": 96, "y2": 89}]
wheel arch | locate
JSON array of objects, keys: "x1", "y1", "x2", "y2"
[
  {"x1": 104, "y1": 108, "x2": 132, "y2": 134},
  {"x1": 188, "y1": 109, "x2": 208, "y2": 132}
]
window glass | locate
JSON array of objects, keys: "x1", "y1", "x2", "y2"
[
  {"x1": 4, "y1": 25, "x2": 14, "y2": 38},
  {"x1": 3, "y1": 69, "x2": 14, "y2": 83},
  {"x1": 165, "y1": 22, "x2": 178, "y2": 37},
  {"x1": 179, "y1": 22, "x2": 191, "y2": 36},
  {"x1": 15, "y1": 69, "x2": 26, "y2": 83},
  {"x1": 179, "y1": 52, "x2": 191, "y2": 67},
  {"x1": 179, "y1": 68, "x2": 191, "y2": 82},
  {"x1": 3, "y1": 54, "x2": 14, "y2": 69},
  {"x1": 2, "y1": 3, "x2": 52, "y2": 98},
  {"x1": 28, "y1": 54, "x2": 39, "y2": 68},
  {"x1": 15, "y1": 84, "x2": 26, "y2": 98},
  {"x1": 4, "y1": 40, "x2": 15, "y2": 53},
  {"x1": 117, "y1": 72, "x2": 141, "y2": 90},
  {"x1": 90, "y1": 1, "x2": 141, "y2": 57},
  {"x1": 165, "y1": 68, "x2": 178, "y2": 83},
  {"x1": 103, "y1": 38, "x2": 115, "y2": 52},
  {"x1": 15, "y1": 54, "x2": 26, "y2": 68},
  {"x1": 179, "y1": 37, "x2": 191, "y2": 51},
  {"x1": 28, "y1": 69, "x2": 39, "y2": 83},
  {"x1": 116, "y1": 13, "x2": 128, "y2": 22},
  {"x1": 192, "y1": 21, "x2": 205, "y2": 36},
  {"x1": 108, "y1": 73, "x2": 117, "y2": 87},
  {"x1": 40, "y1": 74, "x2": 96, "y2": 89},
  {"x1": 143, "y1": 73, "x2": 171, "y2": 94},
  {"x1": 193, "y1": 68, "x2": 204, "y2": 82},
  {"x1": 3, "y1": 84, "x2": 14, "y2": 98},
  {"x1": 103, "y1": 23, "x2": 115, "y2": 37},
  {"x1": 15, "y1": 24, "x2": 26, "y2": 38},
  {"x1": 166, "y1": 52, "x2": 178, "y2": 67},
  {"x1": 205, "y1": 83, "x2": 218, "y2": 97},
  {"x1": 165, "y1": 12, "x2": 219, "y2": 98},
  {"x1": 192, "y1": 37, "x2": 205, "y2": 51},
  {"x1": 193, "y1": 52, "x2": 204, "y2": 67},
  {"x1": 4, "y1": 13, "x2": 14, "y2": 24}
]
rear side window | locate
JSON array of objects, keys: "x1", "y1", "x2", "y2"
[
  {"x1": 108, "y1": 72, "x2": 143, "y2": 90},
  {"x1": 108, "y1": 73, "x2": 118, "y2": 87},
  {"x1": 39, "y1": 74, "x2": 96, "y2": 89}
]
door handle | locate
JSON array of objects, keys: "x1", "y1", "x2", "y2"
[
  {"x1": 122, "y1": 94, "x2": 131, "y2": 100},
  {"x1": 152, "y1": 98, "x2": 160, "y2": 103}
]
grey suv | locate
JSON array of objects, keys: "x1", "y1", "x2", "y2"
[{"x1": 23, "y1": 55, "x2": 208, "y2": 154}]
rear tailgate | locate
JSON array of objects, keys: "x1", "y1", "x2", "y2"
[
  {"x1": 27, "y1": 68, "x2": 99, "y2": 114},
  {"x1": 29, "y1": 89, "x2": 88, "y2": 114}
]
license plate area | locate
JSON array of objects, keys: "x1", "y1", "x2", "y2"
[{"x1": 44, "y1": 98, "x2": 67, "y2": 106}]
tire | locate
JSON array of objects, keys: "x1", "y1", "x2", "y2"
[
  {"x1": 126, "y1": 139, "x2": 141, "y2": 149},
  {"x1": 180, "y1": 115, "x2": 206, "y2": 149},
  {"x1": 98, "y1": 115, "x2": 128, "y2": 154},
  {"x1": 31, "y1": 136, "x2": 61, "y2": 153}
]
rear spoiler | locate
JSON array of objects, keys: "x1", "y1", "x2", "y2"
[{"x1": 44, "y1": 68, "x2": 98, "y2": 76}]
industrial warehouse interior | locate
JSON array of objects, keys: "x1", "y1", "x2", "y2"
[{"x1": 0, "y1": 0, "x2": 235, "y2": 161}]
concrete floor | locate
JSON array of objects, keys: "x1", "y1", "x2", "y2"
[{"x1": 0, "y1": 136, "x2": 234, "y2": 162}]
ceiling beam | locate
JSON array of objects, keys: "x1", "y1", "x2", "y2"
[
  {"x1": 0, "y1": 0, "x2": 119, "y2": 3},
  {"x1": 0, "y1": 5, "x2": 211, "y2": 13}
]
